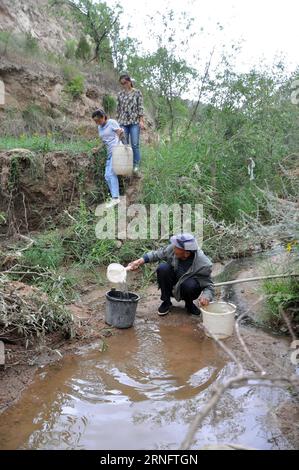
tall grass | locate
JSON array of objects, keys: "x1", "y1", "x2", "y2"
[
  {"x1": 140, "y1": 68, "x2": 299, "y2": 225},
  {"x1": 140, "y1": 137, "x2": 265, "y2": 223},
  {"x1": 0, "y1": 134, "x2": 98, "y2": 153}
]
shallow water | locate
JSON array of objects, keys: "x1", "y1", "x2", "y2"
[{"x1": 0, "y1": 318, "x2": 294, "y2": 450}]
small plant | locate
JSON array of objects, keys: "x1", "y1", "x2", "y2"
[
  {"x1": 262, "y1": 249, "x2": 299, "y2": 334},
  {"x1": 0, "y1": 30, "x2": 12, "y2": 55},
  {"x1": 61, "y1": 63, "x2": 79, "y2": 81},
  {"x1": 23, "y1": 231, "x2": 65, "y2": 269},
  {"x1": 64, "y1": 39, "x2": 77, "y2": 59},
  {"x1": 75, "y1": 35, "x2": 91, "y2": 61},
  {"x1": 22, "y1": 104, "x2": 53, "y2": 134},
  {"x1": 64, "y1": 75, "x2": 84, "y2": 99},
  {"x1": 0, "y1": 278, "x2": 75, "y2": 345},
  {"x1": 34, "y1": 271, "x2": 78, "y2": 304},
  {"x1": 7, "y1": 156, "x2": 20, "y2": 191},
  {"x1": 102, "y1": 94, "x2": 117, "y2": 115},
  {"x1": 24, "y1": 32, "x2": 39, "y2": 53},
  {"x1": 0, "y1": 212, "x2": 6, "y2": 225}
]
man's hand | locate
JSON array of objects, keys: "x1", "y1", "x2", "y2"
[
  {"x1": 127, "y1": 258, "x2": 145, "y2": 271},
  {"x1": 139, "y1": 119, "x2": 145, "y2": 131},
  {"x1": 199, "y1": 296, "x2": 210, "y2": 307}
]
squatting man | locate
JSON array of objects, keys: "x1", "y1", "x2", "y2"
[{"x1": 127, "y1": 233, "x2": 214, "y2": 315}]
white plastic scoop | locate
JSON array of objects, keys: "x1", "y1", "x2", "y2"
[{"x1": 106, "y1": 263, "x2": 129, "y2": 284}]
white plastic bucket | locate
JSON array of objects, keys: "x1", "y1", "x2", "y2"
[
  {"x1": 112, "y1": 144, "x2": 133, "y2": 176},
  {"x1": 106, "y1": 263, "x2": 127, "y2": 284},
  {"x1": 201, "y1": 301, "x2": 236, "y2": 339}
]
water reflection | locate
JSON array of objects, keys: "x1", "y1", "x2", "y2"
[{"x1": 0, "y1": 318, "x2": 294, "y2": 450}]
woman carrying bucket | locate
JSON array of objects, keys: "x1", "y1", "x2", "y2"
[{"x1": 92, "y1": 108, "x2": 124, "y2": 209}]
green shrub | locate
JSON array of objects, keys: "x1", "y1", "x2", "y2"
[
  {"x1": 23, "y1": 231, "x2": 65, "y2": 269},
  {"x1": 262, "y1": 248, "x2": 299, "y2": 333},
  {"x1": 0, "y1": 31, "x2": 12, "y2": 54},
  {"x1": 75, "y1": 35, "x2": 91, "y2": 61},
  {"x1": 63, "y1": 200, "x2": 116, "y2": 265},
  {"x1": 22, "y1": 104, "x2": 54, "y2": 134},
  {"x1": 64, "y1": 75, "x2": 84, "y2": 98},
  {"x1": 24, "y1": 32, "x2": 39, "y2": 53},
  {"x1": 64, "y1": 39, "x2": 77, "y2": 59},
  {"x1": 0, "y1": 278, "x2": 74, "y2": 344},
  {"x1": 262, "y1": 276, "x2": 299, "y2": 333},
  {"x1": 0, "y1": 135, "x2": 99, "y2": 153},
  {"x1": 102, "y1": 94, "x2": 117, "y2": 115},
  {"x1": 0, "y1": 212, "x2": 6, "y2": 225},
  {"x1": 61, "y1": 64, "x2": 79, "y2": 80}
]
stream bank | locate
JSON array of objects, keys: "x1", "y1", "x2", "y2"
[{"x1": 0, "y1": 251, "x2": 298, "y2": 449}]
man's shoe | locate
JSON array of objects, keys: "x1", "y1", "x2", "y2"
[
  {"x1": 185, "y1": 302, "x2": 201, "y2": 315},
  {"x1": 158, "y1": 300, "x2": 172, "y2": 316},
  {"x1": 105, "y1": 197, "x2": 120, "y2": 209}
]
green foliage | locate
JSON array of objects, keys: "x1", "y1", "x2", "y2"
[
  {"x1": 64, "y1": 39, "x2": 77, "y2": 59},
  {"x1": 63, "y1": 200, "x2": 117, "y2": 266},
  {"x1": 0, "y1": 135, "x2": 99, "y2": 153},
  {"x1": 7, "y1": 156, "x2": 19, "y2": 191},
  {"x1": 102, "y1": 94, "x2": 117, "y2": 115},
  {"x1": 22, "y1": 104, "x2": 54, "y2": 135},
  {"x1": 64, "y1": 75, "x2": 84, "y2": 98},
  {"x1": 0, "y1": 30, "x2": 12, "y2": 55},
  {"x1": 140, "y1": 63, "x2": 299, "y2": 237},
  {"x1": 111, "y1": 36, "x2": 139, "y2": 73},
  {"x1": 75, "y1": 35, "x2": 91, "y2": 61},
  {"x1": 3, "y1": 151, "x2": 43, "y2": 193},
  {"x1": 0, "y1": 278, "x2": 75, "y2": 344},
  {"x1": 61, "y1": 63, "x2": 79, "y2": 80},
  {"x1": 262, "y1": 271, "x2": 299, "y2": 333},
  {"x1": 63, "y1": 0, "x2": 122, "y2": 64},
  {"x1": 128, "y1": 48, "x2": 197, "y2": 135},
  {"x1": 24, "y1": 32, "x2": 39, "y2": 53},
  {"x1": 124, "y1": 8, "x2": 197, "y2": 135},
  {"x1": 0, "y1": 212, "x2": 6, "y2": 225},
  {"x1": 23, "y1": 232, "x2": 65, "y2": 269},
  {"x1": 34, "y1": 270, "x2": 78, "y2": 304}
]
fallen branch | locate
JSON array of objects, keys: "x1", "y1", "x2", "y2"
[
  {"x1": 0, "y1": 270, "x2": 53, "y2": 278},
  {"x1": 180, "y1": 373, "x2": 299, "y2": 450},
  {"x1": 17, "y1": 234, "x2": 34, "y2": 252},
  {"x1": 214, "y1": 273, "x2": 299, "y2": 287},
  {"x1": 181, "y1": 291, "x2": 299, "y2": 449}
]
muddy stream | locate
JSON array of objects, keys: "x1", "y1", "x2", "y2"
[{"x1": 0, "y1": 253, "x2": 298, "y2": 450}]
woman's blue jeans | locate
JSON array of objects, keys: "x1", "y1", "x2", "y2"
[
  {"x1": 122, "y1": 123, "x2": 141, "y2": 166},
  {"x1": 105, "y1": 153, "x2": 119, "y2": 198}
]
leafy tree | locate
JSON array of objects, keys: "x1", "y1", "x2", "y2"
[
  {"x1": 110, "y1": 35, "x2": 140, "y2": 73},
  {"x1": 51, "y1": 0, "x2": 122, "y2": 64},
  {"x1": 125, "y1": 8, "x2": 197, "y2": 136},
  {"x1": 128, "y1": 48, "x2": 197, "y2": 136}
]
